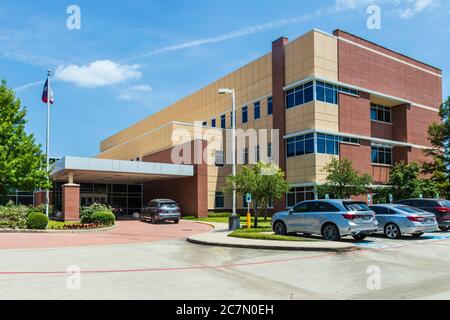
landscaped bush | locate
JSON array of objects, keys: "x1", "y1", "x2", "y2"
[
  {"x1": 80, "y1": 203, "x2": 110, "y2": 223},
  {"x1": 91, "y1": 211, "x2": 115, "y2": 226},
  {"x1": 0, "y1": 204, "x2": 29, "y2": 229},
  {"x1": 34, "y1": 203, "x2": 54, "y2": 216},
  {"x1": 26, "y1": 212, "x2": 49, "y2": 230}
]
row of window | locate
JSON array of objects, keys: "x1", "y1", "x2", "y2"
[
  {"x1": 286, "y1": 133, "x2": 392, "y2": 165},
  {"x1": 204, "y1": 96, "x2": 273, "y2": 128},
  {"x1": 215, "y1": 143, "x2": 273, "y2": 166},
  {"x1": 286, "y1": 133, "x2": 361, "y2": 157},
  {"x1": 286, "y1": 81, "x2": 359, "y2": 109}
]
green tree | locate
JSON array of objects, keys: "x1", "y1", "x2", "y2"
[
  {"x1": 423, "y1": 96, "x2": 450, "y2": 198},
  {"x1": 317, "y1": 158, "x2": 372, "y2": 199},
  {"x1": 388, "y1": 162, "x2": 439, "y2": 200},
  {"x1": 0, "y1": 80, "x2": 51, "y2": 204},
  {"x1": 224, "y1": 162, "x2": 290, "y2": 228}
]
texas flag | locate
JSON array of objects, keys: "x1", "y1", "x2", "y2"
[{"x1": 42, "y1": 79, "x2": 54, "y2": 104}]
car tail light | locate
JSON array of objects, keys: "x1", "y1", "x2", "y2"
[
  {"x1": 407, "y1": 216, "x2": 425, "y2": 222},
  {"x1": 435, "y1": 207, "x2": 450, "y2": 213},
  {"x1": 343, "y1": 213, "x2": 362, "y2": 220}
]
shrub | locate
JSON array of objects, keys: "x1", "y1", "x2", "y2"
[
  {"x1": 34, "y1": 203, "x2": 54, "y2": 216},
  {"x1": 0, "y1": 204, "x2": 29, "y2": 229},
  {"x1": 26, "y1": 212, "x2": 49, "y2": 230},
  {"x1": 91, "y1": 211, "x2": 115, "y2": 226},
  {"x1": 80, "y1": 203, "x2": 110, "y2": 223}
]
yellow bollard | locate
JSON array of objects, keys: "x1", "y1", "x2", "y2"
[{"x1": 246, "y1": 211, "x2": 251, "y2": 229}]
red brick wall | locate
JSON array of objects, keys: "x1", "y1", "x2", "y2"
[
  {"x1": 33, "y1": 191, "x2": 53, "y2": 207},
  {"x1": 62, "y1": 184, "x2": 80, "y2": 222},
  {"x1": 334, "y1": 29, "x2": 442, "y2": 108},
  {"x1": 391, "y1": 104, "x2": 409, "y2": 142},
  {"x1": 340, "y1": 140, "x2": 372, "y2": 175},
  {"x1": 339, "y1": 92, "x2": 371, "y2": 136},
  {"x1": 371, "y1": 121, "x2": 393, "y2": 140},
  {"x1": 142, "y1": 140, "x2": 208, "y2": 218},
  {"x1": 272, "y1": 37, "x2": 289, "y2": 212}
]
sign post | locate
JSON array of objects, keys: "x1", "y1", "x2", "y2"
[
  {"x1": 246, "y1": 193, "x2": 252, "y2": 229},
  {"x1": 389, "y1": 194, "x2": 393, "y2": 204},
  {"x1": 367, "y1": 193, "x2": 372, "y2": 205}
]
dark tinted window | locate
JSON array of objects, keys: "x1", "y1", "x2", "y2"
[
  {"x1": 293, "y1": 203, "x2": 309, "y2": 213},
  {"x1": 370, "y1": 206, "x2": 390, "y2": 215},
  {"x1": 396, "y1": 206, "x2": 424, "y2": 214},
  {"x1": 438, "y1": 200, "x2": 450, "y2": 207},
  {"x1": 422, "y1": 200, "x2": 439, "y2": 208},
  {"x1": 313, "y1": 202, "x2": 340, "y2": 212},
  {"x1": 344, "y1": 202, "x2": 370, "y2": 212}
]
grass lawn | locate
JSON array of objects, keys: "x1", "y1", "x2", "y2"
[
  {"x1": 228, "y1": 227, "x2": 319, "y2": 242},
  {"x1": 183, "y1": 213, "x2": 319, "y2": 242},
  {"x1": 183, "y1": 213, "x2": 272, "y2": 228},
  {"x1": 47, "y1": 220, "x2": 79, "y2": 229}
]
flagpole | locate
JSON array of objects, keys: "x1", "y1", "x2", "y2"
[{"x1": 45, "y1": 70, "x2": 51, "y2": 218}]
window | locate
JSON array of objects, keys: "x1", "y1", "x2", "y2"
[
  {"x1": 371, "y1": 146, "x2": 393, "y2": 165},
  {"x1": 220, "y1": 114, "x2": 226, "y2": 129},
  {"x1": 215, "y1": 192, "x2": 225, "y2": 208},
  {"x1": 286, "y1": 81, "x2": 314, "y2": 109},
  {"x1": 243, "y1": 148, "x2": 249, "y2": 164},
  {"x1": 242, "y1": 106, "x2": 248, "y2": 124},
  {"x1": 267, "y1": 96, "x2": 273, "y2": 115},
  {"x1": 371, "y1": 104, "x2": 391, "y2": 123},
  {"x1": 343, "y1": 202, "x2": 371, "y2": 212},
  {"x1": 211, "y1": 118, "x2": 216, "y2": 128},
  {"x1": 254, "y1": 101, "x2": 260, "y2": 120},
  {"x1": 371, "y1": 206, "x2": 390, "y2": 215},
  {"x1": 317, "y1": 134, "x2": 340, "y2": 155},
  {"x1": 230, "y1": 111, "x2": 235, "y2": 127},
  {"x1": 255, "y1": 145, "x2": 260, "y2": 162},
  {"x1": 268, "y1": 143, "x2": 272, "y2": 158},
  {"x1": 313, "y1": 202, "x2": 340, "y2": 212},
  {"x1": 315, "y1": 81, "x2": 358, "y2": 104},
  {"x1": 287, "y1": 187, "x2": 315, "y2": 207},
  {"x1": 341, "y1": 137, "x2": 360, "y2": 145},
  {"x1": 215, "y1": 150, "x2": 224, "y2": 167},
  {"x1": 286, "y1": 134, "x2": 314, "y2": 158}
]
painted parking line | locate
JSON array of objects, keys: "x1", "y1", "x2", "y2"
[{"x1": 354, "y1": 233, "x2": 450, "y2": 249}]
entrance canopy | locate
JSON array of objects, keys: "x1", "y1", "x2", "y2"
[{"x1": 51, "y1": 156, "x2": 194, "y2": 184}]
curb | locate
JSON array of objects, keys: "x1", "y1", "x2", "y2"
[
  {"x1": 0, "y1": 224, "x2": 118, "y2": 234},
  {"x1": 186, "y1": 236, "x2": 358, "y2": 252}
]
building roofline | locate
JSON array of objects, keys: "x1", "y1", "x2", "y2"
[{"x1": 333, "y1": 29, "x2": 442, "y2": 72}]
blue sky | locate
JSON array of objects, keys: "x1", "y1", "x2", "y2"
[{"x1": 1, "y1": 0, "x2": 449, "y2": 158}]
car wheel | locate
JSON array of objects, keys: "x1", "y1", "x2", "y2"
[
  {"x1": 438, "y1": 226, "x2": 450, "y2": 232},
  {"x1": 321, "y1": 223, "x2": 341, "y2": 241},
  {"x1": 384, "y1": 223, "x2": 401, "y2": 239},
  {"x1": 173, "y1": 219, "x2": 179, "y2": 224},
  {"x1": 273, "y1": 221, "x2": 287, "y2": 235},
  {"x1": 352, "y1": 234, "x2": 367, "y2": 241},
  {"x1": 139, "y1": 214, "x2": 145, "y2": 222}
]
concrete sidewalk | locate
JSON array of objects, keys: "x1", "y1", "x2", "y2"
[{"x1": 188, "y1": 222, "x2": 358, "y2": 252}]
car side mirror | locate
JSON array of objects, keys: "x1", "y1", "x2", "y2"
[{"x1": 289, "y1": 208, "x2": 294, "y2": 214}]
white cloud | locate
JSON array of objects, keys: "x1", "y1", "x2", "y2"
[
  {"x1": 396, "y1": 0, "x2": 437, "y2": 18},
  {"x1": 122, "y1": 13, "x2": 320, "y2": 62},
  {"x1": 130, "y1": 84, "x2": 152, "y2": 92},
  {"x1": 13, "y1": 80, "x2": 43, "y2": 92},
  {"x1": 55, "y1": 60, "x2": 142, "y2": 88}
]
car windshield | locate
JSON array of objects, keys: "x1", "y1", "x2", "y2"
[
  {"x1": 396, "y1": 206, "x2": 424, "y2": 214},
  {"x1": 160, "y1": 203, "x2": 177, "y2": 209},
  {"x1": 438, "y1": 200, "x2": 450, "y2": 207},
  {"x1": 343, "y1": 202, "x2": 371, "y2": 212}
]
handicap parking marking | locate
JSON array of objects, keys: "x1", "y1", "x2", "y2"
[{"x1": 354, "y1": 232, "x2": 450, "y2": 249}]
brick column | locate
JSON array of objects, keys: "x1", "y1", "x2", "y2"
[
  {"x1": 62, "y1": 183, "x2": 80, "y2": 222},
  {"x1": 272, "y1": 36, "x2": 288, "y2": 212}
]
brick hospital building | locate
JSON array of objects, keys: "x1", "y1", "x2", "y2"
[{"x1": 27, "y1": 29, "x2": 442, "y2": 221}]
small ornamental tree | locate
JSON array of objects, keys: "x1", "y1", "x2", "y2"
[
  {"x1": 224, "y1": 162, "x2": 290, "y2": 228},
  {"x1": 423, "y1": 96, "x2": 450, "y2": 198},
  {"x1": 0, "y1": 80, "x2": 51, "y2": 204},
  {"x1": 389, "y1": 162, "x2": 439, "y2": 200},
  {"x1": 317, "y1": 158, "x2": 372, "y2": 199}
]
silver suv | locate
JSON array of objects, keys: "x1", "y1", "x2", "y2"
[{"x1": 271, "y1": 200, "x2": 379, "y2": 241}]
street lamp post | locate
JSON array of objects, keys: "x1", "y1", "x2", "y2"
[{"x1": 219, "y1": 88, "x2": 240, "y2": 230}]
